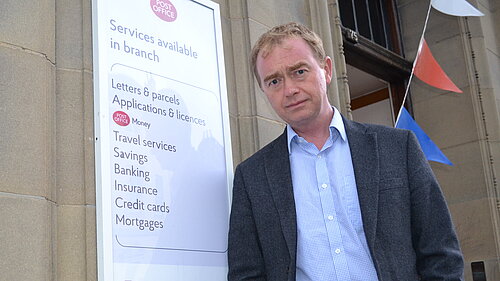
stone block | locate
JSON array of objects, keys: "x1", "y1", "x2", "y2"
[
  {"x1": 398, "y1": 1, "x2": 429, "y2": 55},
  {"x1": 396, "y1": 0, "x2": 419, "y2": 8},
  {"x1": 229, "y1": 18, "x2": 254, "y2": 117},
  {"x1": 212, "y1": 0, "x2": 229, "y2": 18},
  {"x1": 408, "y1": 80, "x2": 457, "y2": 106},
  {"x1": 57, "y1": 205, "x2": 87, "y2": 281},
  {"x1": 229, "y1": 115, "x2": 241, "y2": 166},
  {"x1": 83, "y1": 0, "x2": 93, "y2": 71},
  {"x1": 248, "y1": 18, "x2": 271, "y2": 48},
  {"x1": 233, "y1": 115, "x2": 284, "y2": 161},
  {"x1": 238, "y1": 114, "x2": 285, "y2": 161},
  {"x1": 460, "y1": 13, "x2": 482, "y2": 41},
  {"x1": 256, "y1": 116, "x2": 285, "y2": 149},
  {"x1": 255, "y1": 83, "x2": 283, "y2": 122},
  {"x1": 424, "y1": 12, "x2": 461, "y2": 43},
  {"x1": 0, "y1": 47, "x2": 55, "y2": 199},
  {"x1": 237, "y1": 116, "x2": 258, "y2": 161},
  {"x1": 492, "y1": 5, "x2": 500, "y2": 35},
  {"x1": 0, "y1": 0, "x2": 55, "y2": 61},
  {"x1": 425, "y1": 36, "x2": 468, "y2": 89},
  {"x1": 485, "y1": 49, "x2": 500, "y2": 91},
  {"x1": 413, "y1": 89, "x2": 478, "y2": 149},
  {"x1": 490, "y1": 141, "x2": 500, "y2": 181},
  {"x1": 476, "y1": 0, "x2": 494, "y2": 13},
  {"x1": 463, "y1": 264, "x2": 472, "y2": 281},
  {"x1": 448, "y1": 198, "x2": 498, "y2": 260},
  {"x1": 247, "y1": 0, "x2": 309, "y2": 32},
  {"x1": 221, "y1": 17, "x2": 238, "y2": 117},
  {"x1": 484, "y1": 258, "x2": 500, "y2": 281},
  {"x1": 0, "y1": 194, "x2": 53, "y2": 280},
  {"x1": 469, "y1": 38, "x2": 495, "y2": 89},
  {"x1": 228, "y1": 0, "x2": 244, "y2": 19},
  {"x1": 84, "y1": 71, "x2": 96, "y2": 205},
  {"x1": 86, "y1": 206, "x2": 97, "y2": 281},
  {"x1": 274, "y1": 0, "x2": 309, "y2": 27},
  {"x1": 431, "y1": 141, "x2": 488, "y2": 203},
  {"x1": 56, "y1": 0, "x2": 84, "y2": 69},
  {"x1": 498, "y1": 97, "x2": 500, "y2": 118},
  {"x1": 56, "y1": 69, "x2": 86, "y2": 205},
  {"x1": 478, "y1": 88, "x2": 500, "y2": 143},
  {"x1": 400, "y1": 3, "x2": 461, "y2": 56},
  {"x1": 247, "y1": 0, "x2": 275, "y2": 27}
]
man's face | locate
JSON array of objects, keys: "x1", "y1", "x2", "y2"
[{"x1": 256, "y1": 37, "x2": 332, "y2": 131}]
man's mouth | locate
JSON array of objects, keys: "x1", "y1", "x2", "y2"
[{"x1": 286, "y1": 99, "x2": 307, "y2": 109}]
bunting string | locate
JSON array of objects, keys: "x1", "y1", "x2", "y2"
[{"x1": 395, "y1": 0, "x2": 433, "y2": 124}]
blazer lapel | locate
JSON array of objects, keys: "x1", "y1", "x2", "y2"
[
  {"x1": 264, "y1": 130, "x2": 297, "y2": 260},
  {"x1": 343, "y1": 117, "x2": 380, "y2": 248}
]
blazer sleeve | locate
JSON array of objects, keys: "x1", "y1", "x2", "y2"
[
  {"x1": 406, "y1": 131, "x2": 464, "y2": 280},
  {"x1": 227, "y1": 165, "x2": 267, "y2": 281}
]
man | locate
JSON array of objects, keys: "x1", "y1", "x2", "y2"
[{"x1": 228, "y1": 22, "x2": 464, "y2": 281}]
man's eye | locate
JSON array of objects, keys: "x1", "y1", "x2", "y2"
[
  {"x1": 296, "y1": 69, "x2": 305, "y2": 75},
  {"x1": 268, "y1": 79, "x2": 279, "y2": 86}
]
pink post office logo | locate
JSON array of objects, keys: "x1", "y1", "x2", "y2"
[
  {"x1": 113, "y1": 111, "x2": 130, "y2": 126},
  {"x1": 150, "y1": 0, "x2": 177, "y2": 22}
]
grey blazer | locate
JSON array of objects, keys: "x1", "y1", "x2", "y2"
[{"x1": 228, "y1": 117, "x2": 464, "y2": 281}]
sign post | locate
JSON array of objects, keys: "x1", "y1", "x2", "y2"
[{"x1": 92, "y1": 0, "x2": 232, "y2": 280}]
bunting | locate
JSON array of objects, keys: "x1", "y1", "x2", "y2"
[
  {"x1": 396, "y1": 107, "x2": 453, "y2": 166},
  {"x1": 414, "y1": 39, "x2": 463, "y2": 93},
  {"x1": 394, "y1": 0, "x2": 484, "y2": 165},
  {"x1": 431, "y1": 0, "x2": 484, "y2": 17}
]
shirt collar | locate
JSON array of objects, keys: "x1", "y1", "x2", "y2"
[{"x1": 287, "y1": 106, "x2": 347, "y2": 153}]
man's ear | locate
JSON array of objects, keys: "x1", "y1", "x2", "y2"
[{"x1": 323, "y1": 56, "x2": 333, "y2": 85}]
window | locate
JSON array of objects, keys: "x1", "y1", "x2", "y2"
[
  {"x1": 338, "y1": 0, "x2": 412, "y2": 125},
  {"x1": 339, "y1": 0, "x2": 401, "y2": 53}
]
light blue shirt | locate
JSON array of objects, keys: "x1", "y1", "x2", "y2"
[{"x1": 287, "y1": 108, "x2": 379, "y2": 281}]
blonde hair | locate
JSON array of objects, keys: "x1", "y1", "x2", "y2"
[{"x1": 250, "y1": 22, "x2": 326, "y2": 86}]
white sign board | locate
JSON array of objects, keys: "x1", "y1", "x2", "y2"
[{"x1": 92, "y1": 0, "x2": 232, "y2": 280}]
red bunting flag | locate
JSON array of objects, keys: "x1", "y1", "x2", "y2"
[{"x1": 414, "y1": 39, "x2": 462, "y2": 93}]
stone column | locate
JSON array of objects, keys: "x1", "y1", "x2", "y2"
[
  {"x1": 0, "y1": 0, "x2": 56, "y2": 280},
  {"x1": 54, "y1": 0, "x2": 96, "y2": 279}
]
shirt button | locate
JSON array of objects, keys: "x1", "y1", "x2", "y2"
[
  {"x1": 317, "y1": 155, "x2": 321, "y2": 159},
  {"x1": 327, "y1": 215, "x2": 334, "y2": 221},
  {"x1": 321, "y1": 183, "x2": 327, "y2": 189},
  {"x1": 335, "y1": 248, "x2": 341, "y2": 254}
]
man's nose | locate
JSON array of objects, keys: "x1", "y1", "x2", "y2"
[{"x1": 283, "y1": 79, "x2": 299, "y2": 97}]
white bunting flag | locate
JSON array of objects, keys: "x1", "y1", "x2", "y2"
[{"x1": 432, "y1": 0, "x2": 484, "y2": 17}]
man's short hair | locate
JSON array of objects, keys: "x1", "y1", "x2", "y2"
[{"x1": 250, "y1": 22, "x2": 326, "y2": 86}]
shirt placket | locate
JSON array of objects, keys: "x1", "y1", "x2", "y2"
[{"x1": 315, "y1": 151, "x2": 351, "y2": 281}]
